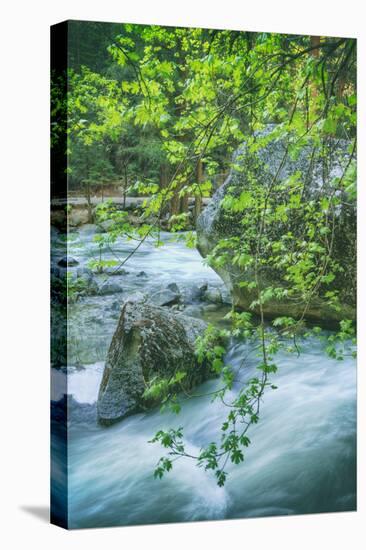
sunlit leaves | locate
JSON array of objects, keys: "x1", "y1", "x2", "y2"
[{"x1": 66, "y1": 26, "x2": 356, "y2": 488}]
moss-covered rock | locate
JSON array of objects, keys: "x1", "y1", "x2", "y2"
[
  {"x1": 97, "y1": 298, "x2": 209, "y2": 425},
  {"x1": 196, "y1": 130, "x2": 356, "y2": 324}
]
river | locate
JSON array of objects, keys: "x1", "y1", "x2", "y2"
[{"x1": 51, "y1": 225, "x2": 356, "y2": 528}]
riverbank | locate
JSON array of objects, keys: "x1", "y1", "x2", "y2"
[{"x1": 51, "y1": 195, "x2": 210, "y2": 230}]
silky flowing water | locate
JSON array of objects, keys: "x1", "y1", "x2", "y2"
[{"x1": 51, "y1": 226, "x2": 356, "y2": 528}]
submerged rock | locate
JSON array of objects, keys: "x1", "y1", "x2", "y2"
[
  {"x1": 196, "y1": 129, "x2": 356, "y2": 323},
  {"x1": 150, "y1": 288, "x2": 180, "y2": 307},
  {"x1": 167, "y1": 282, "x2": 180, "y2": 294},
  {"x1": 51, "y1": 265, "x2": 98, "y2": 300},
  {"x1": 76, "y1": 267, "x2": 93, "y2": 278},
  {"x1": 58, "y1": 256, "x2": 79, "y2": 267},
  {"x1": 182, "y1": 282, "x2": 208, "y2": 304},
  {"x1": 97, "y1": 299, "x2": 209, "y2": 425},
  {"x1": 182, "y1": 304, "x2": 203, "y2": 318},
  {"x1": 74, "y1": 267, "x2": 98, "y2": 296},
  {"x1": 202, "y1": 287, "x2": 223, "y2": 304},
  {"x1": 98, "y1": 282, "x2": 123, "y2": 296},
  {"x1": 103, "y1": 266, "x2": 129, "y2": 276},
  {"x1": 111, "y1": 300, "x2": 122, "y2": 312},
  {"x1": 202, "y1": 303, "x2": 221, "y2": 313},
  {"x1": 78, "y1": 223, "x2": 98, "y2": 235}
]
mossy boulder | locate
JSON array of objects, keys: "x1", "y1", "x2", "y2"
[
  {"x1": 196, "y1": 130, "x2": 356, "y2": 324},
  {"x1": 97, "y1": 298, "x2": 209, "y2": 425}
]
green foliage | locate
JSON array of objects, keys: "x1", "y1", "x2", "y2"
[
  {"x1": 142, "y1": 371, "x2": 187, "y2": 408},
  {"x1": 64, "y1": 272, "x2": 89, "y2": 303},
  {"x1": 305, "y1": 319, "x2": 356, "y2": 360},
  {"x1": 65, "y1": 24, "x2": 356, "y2": 486}
]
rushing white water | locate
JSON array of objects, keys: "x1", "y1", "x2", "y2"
[{"x1": 51, "y1": 226, "x2": 356, "y2": 528}]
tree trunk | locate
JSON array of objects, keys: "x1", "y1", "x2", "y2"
[
  {"x1": 159, "y1": 163, "x2": 169, "y2": 189},
  {"x1": 123, "y1": 164, "x2": 128, "y2": 209},
  {"x1": 309, "y1": 36, "x2": 321, "y2": 115},
  {"x1": 170, "y1": 188, "x2": 181, "y2": 218},
  {"x1": 193, "y1": 158, "x2": 203, "y2": 224},
  {"x1": 86, "y1": 183, "x2": 93, "y2": 223},
  {"x1": 84, "y1": 152, "x2": 93, "y2": 223},
  {"x1": 180, "y1": 194, "x2": 189, "y2": 215},
  {"x1": 310, "y1": 36, "x2": 320, "y2": 57}
]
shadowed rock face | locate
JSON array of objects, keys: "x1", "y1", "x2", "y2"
[
  {"x1": 196, "y1": 130, "x2": 356, "y2": 324},
  {"x1": 97, "y1": 299, "x2": 209, "y2": 425}
]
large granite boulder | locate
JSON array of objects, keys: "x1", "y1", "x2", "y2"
[
  {"x1": 196, "y1": 129, "x2": 356, "y2": 324},
  {"x1": 97, "y1": 298, "x2": 210, "y2": 425}
]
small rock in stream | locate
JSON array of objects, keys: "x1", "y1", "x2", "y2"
[
  {"x1": 183, "y1": 282, "x2": 208, "y2": 304},
  {"x1": 167, "y1": 282, "x2": 180, "y2": 294},
  {"x1": 202, "y1": 287, "x2": 223, "y2": 304},
  {"x1": 103, "y1": 266, "x2": 129, "y2": 276},
  {"x1": 150, "y1": 288, "x2": 180, "y2": 307},
  {"x1": 98, "y1": 282, "x2": 124, "y2": 296},
  {"x1": 58, "y1": 256, "x2": 79, "y2": 267}
]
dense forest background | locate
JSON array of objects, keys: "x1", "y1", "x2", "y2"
[{"x1": 51, "y1": 22, "x2": 356, "y2": 226}]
